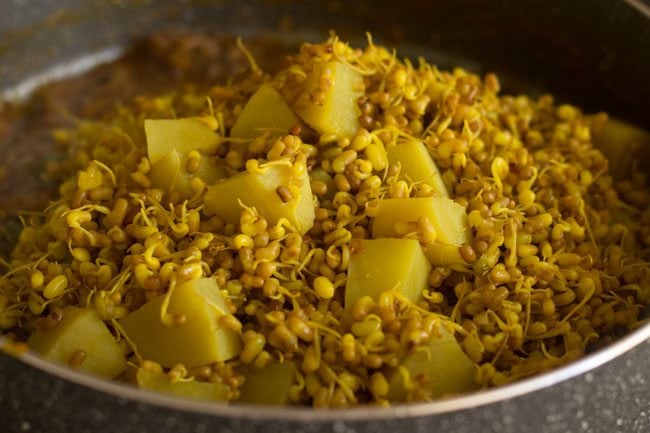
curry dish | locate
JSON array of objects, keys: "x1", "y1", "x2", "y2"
[{"x1": 1, "y1": 33, "x2": 649, "y2": 407}]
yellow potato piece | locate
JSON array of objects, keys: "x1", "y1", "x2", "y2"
[
  {"x1": 148, "y1": 149, "x2": 229, "y2": 199},
  {"x1": 230, "y1": 84, "x2": 301, "y2": 139},
  {"x1": 136, "y1": 368, "x2": 229, "y2": 402},
  {"x1": 120, "y1": 277, "x2": 241, "y2": 368},
  {"x1": 385, "y1": 325, "x2": 476, "y2": 401},
  {"x1": 293, "y1": 61, "x2": 363, "y2": 137},
  {"x1": 591, "y1": 117, "x2": 650, "y2": 180},
  {"x1": 237, "y1": 362, "x2": 296, "y2": 406},
  {"x1": 145, "y1": 117, "x2": 220, "y2": 165},
  {"x1": 204, "y1": 164, "x2": 315, "y2": 234},
  {"x1": 371, "y1": 197, "x2": 470, "y2": 266},
  {"x1": 27, "y1": 307, "x2": 126, "y2": 379},
  {"x1": 372, "y1": 197, "x2": 469, "y2": 245},
  {"x1": 386, "y1": 139, "x2": 449, "y2": 197},
  {"x1": 422, "y1": 243, "x2": 467, "y2": 267},
  {"x1": 345, "y1": 238, "x2": 431, "y2": 309}
]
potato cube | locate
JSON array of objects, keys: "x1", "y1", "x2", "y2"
[
  {"x1": 27, "y1": 307, "x2": 126, "y2": 379},
  {"x1": 145, "y1": 117, "x2": 220, "y2": 165},
  {"x1": 136, "y1": 368, "x2": 229, "y2": 402},
  {"x1": 230, "y1": 84, "x2": 300, "y2": 139},
  {"x1": 237, "y1": 362, "x2": 296, "y2": 406},
  {"x1": 386, "y1": 140, "x2": 449, "y2": 197},
  {"x1": 372, "y1": 197, "x2": 469, "y2": 245},
  {"x1": 422, "y1": 243, "x2": 468, "y2": 267},
  {"x1": 148, "y1": 149, "x2": 228, "y2": 199},
  {"x1": 345, "y1": 238, "x2": 431, "y2": 309},
  {"x1": 591, "y1": 117, "x2": 650, "y2": 180},
  {"x1": 385, "y1": 324, "x2": 476, "y2": 401},
  {"x1": 293, "y1": 61, "x2": 363, "y2": 138},
  {"x1": 204, "y1": 164, "x2": 315, "y2": 234},
  {"x1": 371, "y1": 197, "x2": 470, "y2": 266},
  {"x1": 120, "y1": 277, "x2": 241, "y2": 368}
]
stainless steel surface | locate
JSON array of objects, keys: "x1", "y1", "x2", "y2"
[{"x1": 0, "y1": 1, "x2": 649, "y2": 432}]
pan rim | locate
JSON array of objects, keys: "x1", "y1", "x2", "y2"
[{"x1": 3, "y1": 320, "x2": 649, "y2": 421}]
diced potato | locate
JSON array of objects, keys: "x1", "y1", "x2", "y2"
[
  {"x1": 136, "y1": 368, "x2": 229, "y2": 402},
  {"x1": 385, "y1": 324, "x2": 476, "y2": 401},
  {"x1": 372, "y1": 197, "x2": 469, "y2": 246},
  {"x1": 148, "y1": 149, "x2": 181, "y2": 192},
  {"x1": 345, "y1": 238, "x2": 431, "y2": 309},
  {"x1": 591, "y1": 117, "x2": 650, "y2": 180},
  {"x1": 27, "y1": 307, "x2": 126, "y2": 379},
  {"x1": 422, "y1": 243, "x2": 468, "y2": 267},
  {"x1": 386, "y1": 140, "x2": 449, "y2": 197},
  {"x1": 292, "y1": 61, "x2": 363, "y2": 137},
  {"x1": 120, "y1": 277, "x2": 241, "y2": 368},
  {"x1": 204, "y1": 164, "x2": 315, "y2": 234},
  {"x1": 230, "y1": 84, "x2": 300, "y2": 139},
  {"x1": 371, "y1": 197, "x2": 470, "y2": 266},
  {"x1": 145, "y1": 117, "x2": 220, "y2": 165},
  {"x1": 148, "y1": 149, "x2": 229, "y2": 199},
  {"x1": 237, "y1": 362, "x2": 296, "y2": 406}
]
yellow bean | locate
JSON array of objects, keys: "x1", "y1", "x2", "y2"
[
  {"x1": 30, "y1": 270, "x2": 45, "y2": 290},
  {"x1": 78, "y1": 166, "x2": 103, "y2": 191},
  {"x1": 43, "y1": 275, "x2": 69, "y2": 300},
  {"x1": 218, "y1": 314, "x2": 243, "y2": 332},
  {"x1": 185, "y1": 150, "x2": 202, "y2": 173},
  {"x1": 341, "y1": 333, "x2": 357, "y2": 363},
  {"x1": 351, "y1": 319, "x2": 381, "y2": 338},
  {"x1": 71, "y1": 248, "x2": 91, "y2": 263},
  {"x1": 302, "y1": 346, "x2": 320, "y2": 373},
  {"x1": 332, "y1": 150, "x2": 357, "y2": 173},
  {"x1": 370, "y1": 372, "x2": 389, "y2": 398},
  {"x1": 130, "y1": 171, "x2": 151, "y2": 188},
  {"x1": 314, "y1": 276, "x2": 335, "y2": 299},
  {"x1": 518, "y1": 190, "x2": 535, "y2": 208},
  {"x1": 66, "y1": 211, "x2": 92, "y2": 228}
]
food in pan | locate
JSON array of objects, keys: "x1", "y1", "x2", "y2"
[{"x1": 1, "y1": 34, "x2": 649, "y2": 407}]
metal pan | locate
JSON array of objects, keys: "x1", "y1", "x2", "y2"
[{"x1": 0, "y1": 1, "x2": 649, "y2": 432}]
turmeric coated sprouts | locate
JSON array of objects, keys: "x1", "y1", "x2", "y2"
[{"x1": 1, "y1": 34, "x2": 650, "y2": 408}]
